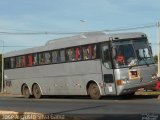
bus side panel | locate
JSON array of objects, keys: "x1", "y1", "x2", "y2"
[
  {"x1": 5, "y1": 79, "x2": 22, "y2": 95},
  {"x1": 37, "y1": 74, "x2": 103, "y2": 95},
  {"x1": 4, "y1": 60, "x2": 105, "y2": 96},
  {"x1": 36, "y1": 60, "x2": 103, "y2": 95}
]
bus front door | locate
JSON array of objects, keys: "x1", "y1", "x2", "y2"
[{"x1": 101, "y1": 43, "x2": 117, "y2": 95}]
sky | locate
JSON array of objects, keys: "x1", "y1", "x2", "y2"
[{"x1": 0, "y1": 0, "x2": 160, "y2": 55}]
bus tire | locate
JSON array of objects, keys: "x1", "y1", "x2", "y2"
[
  {"x1": 32, "y1": 84, "x2": 42, "y2": 99},
  {"x1": 121, "y1": 92, "x2": 135, "y2": 99},
  {"x1": 87, "y1": 83, "x2": 101, "y2": 100},
  {"x1": 125, "y1": 92, "x2": 135, "y2": 97},
  {"x1": 22, "y1": 84, "x2": 31, "y2": 98}
]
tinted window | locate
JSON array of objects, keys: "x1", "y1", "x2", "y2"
[
  {"x1": 33, "y1": 53, "x2": 38, "y2": 65},
  {"x1": 39, "y1": 53, "x2": 45, "y2": 65},
  {"x1": 16, "y1": 56, "x2": 26, "y2": 68},
  {"x1": 52, "y1": 50, "x2": 59, "y2": 63},
  {"x1": 83, "y1": 44, "x2": 97, "y2": 60},
  {"x1": 75, "y1": 47, "x2": 82, "y2": 61},
  {"x1": 66, "y1": 48, "x2": 75, "y2": 62},
  {"x1": 60, "y1": 50, "x2": 65, "y2": 62},
  {"x1": 26, "y1": 54, "x2": 33, "y2": 67},
  {"x1": 4, "y1": 58, "x2": 10, "y2": 69},
  {"x1": 10, "y1": 57, "x2": 15, "y2": 68},
  {"x1": 45, "y1": 52, "x2": 51, "y2": 64}
]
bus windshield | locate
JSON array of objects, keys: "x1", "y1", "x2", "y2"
[{"x1": 113, "y1": 39, "x2": 154, "y2": 68}]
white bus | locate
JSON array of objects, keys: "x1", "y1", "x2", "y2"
[{"x1": 4, "y1": 32, "x2": 157, "y2": 99}]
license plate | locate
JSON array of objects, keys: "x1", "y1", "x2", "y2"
[{"x1": 128, "y1": 69, "x2": 140, "y2": 80}]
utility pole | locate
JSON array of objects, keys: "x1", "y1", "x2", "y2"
[
  {"x1": 157, "y1": 21, "x2": 160, "y2": 77},
  {"x1": 1, "y1": 40, "x2": 4, "y2": 93}
]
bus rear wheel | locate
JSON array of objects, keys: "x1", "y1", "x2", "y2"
[
  {"x1": 88, "y1": 83, "x2": 101, "y2": 100},
  {"x1": 32, "y1": 84, "x2": 42, "y2": 99},
  {"x1": 22, "y1": 84, "x2": 31, "y2": 98}
]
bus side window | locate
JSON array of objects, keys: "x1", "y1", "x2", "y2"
[
  {"x1": 4, "y1": 58, "x2": 11, "y2": 69},
  {"x1": 92, "y1": 44, "x2": 97, "y2": 59},
  {"x1": 88, "y1": 45, "x2": 92, "y2": 59},
  {"x1": 66, "y1": 49, "x2": 69, "y2": 62},
  {"x1": 33, "y1": 53, "x2": 38, "y2": 65},
  {"x1": 21, "y1": 55, "x2": 26, "y2": 67},
  {"x1": 52, "y1": 50, "x2": 59, "y2": 63},
  {"x1": 83, "y1": 44, "x2": 97, "y2": 60},
  {"x1": 71, "y1": 48, "x2": 75, "y2": 61},
  {"x1": 10, "y1": 57, "x2": 15, "y2": 68},
  {"x1": 60, "y1": 49, "x2": 65, "y2": 62},
  {"x1": 26, "y1": 54, "x2": 33, "y2": 67},
  {"x1": 83, "y1": 45, "x2": 90, "y2": 60},
  {"x1": 39, "y1": 53, "x2": 45, "y2": 65},
  {"x1": 45, "y1": 52, "x2": 51, "y2": 64},
  {"x1": 75, "y1": 47, "x2": 82, "y2": 61},
  {"x1": 16, "y1": 56, "x2": 21, "y2": 68},
  {"x1": 66, "y1": 48, "x2": 75, "y2": 62}
]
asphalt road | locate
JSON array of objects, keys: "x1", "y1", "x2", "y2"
[{"x1": 0, "y1": 95, "x2": 160, "y2": 120}]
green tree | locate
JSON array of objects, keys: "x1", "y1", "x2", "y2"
[{"x1": 154, "y1": 55, "x2": 158, "y2": 64}]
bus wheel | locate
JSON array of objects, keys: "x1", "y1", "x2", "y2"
[
  {"x1": 88, "y1": 83, "x2": 101, "y2": 100},
  {"x1": 22, "y1": 84, "x2": 31, "y2": 98},
  {"x1": 32, "y1": 84, "x2": 42, "y2": 99}
]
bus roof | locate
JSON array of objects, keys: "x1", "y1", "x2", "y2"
[{"x1": 4, "y1": 32, "x2": 146, "y2": 57}]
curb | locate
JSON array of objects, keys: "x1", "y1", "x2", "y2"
[
  {"x1": 135, "y1": 91, "x2": 160, "y2": 95},
  {"x1": 0, "y1": 93, "x2": 23, "y2": 98},
  {"x1": 135, "y1": 91, "x2": 160, "y2": 100}
]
